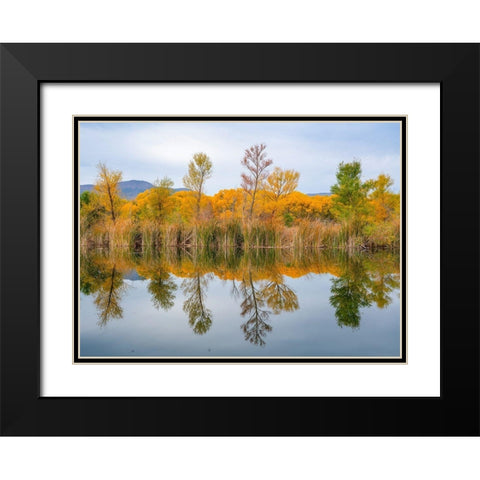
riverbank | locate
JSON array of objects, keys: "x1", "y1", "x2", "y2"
[{"x1": 80, "y1": 218, "x2": 400, "y2": 251}]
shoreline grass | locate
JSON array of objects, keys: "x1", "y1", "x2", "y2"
[{"x1": 81, "y1": 218, "x2": 399, "y2": 251}]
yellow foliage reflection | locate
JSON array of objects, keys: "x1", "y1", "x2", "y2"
[
  {"x1": 80, "y1": 253, "x2": 127, "y2": 327},
  {"x1": 80, "y1": 247, "x2": 399, "y2": 339}
]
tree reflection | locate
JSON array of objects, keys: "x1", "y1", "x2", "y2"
[
  {"x1": 238, "y1": 272, "x2": 272, "y2": 347},
  {"x1": 261, "y1": 278, "x2": 299, "y2": 314},
  {"x1": 368, "y1": 271, "x2": 400, "y2": 309},
  {"x1": 237, "y1": 271, "x2": 299, "y2": 346},
  {"x1": 181, "y1": 273, "x2": 213, "y2": 335},
  {"x1": 80, "y1": 247, "x2": 400, "y2": 339},
  {"x1": 148, "y1": 272, "x2": 177, "y2": 311},
  {"x1": 80, "y1": 253, "x2": 126, "y2": 327},
  {"x1": 329, "y1": 258, "x2": 371, "y2": 328},
  {"x1": 94, "y1": 264, "x2": 126, "y2": 326},
  {"x1": 329, "y1": 252, "x2": 400, "y2": 329}
]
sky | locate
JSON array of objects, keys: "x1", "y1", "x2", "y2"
[{"x1": 79, "y1": 121, "x2": 401, "y2": 194}]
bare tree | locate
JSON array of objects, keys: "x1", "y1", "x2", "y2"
[{"x1": 240, "y1": 144, "x2": 273, "y2": 220}]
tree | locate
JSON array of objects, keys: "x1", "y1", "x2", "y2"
[
  {"x1": 182, "y1": 152, "x2": 213, "y2": 217},
  {"x1": 330, "y1": 160, "x2": 370, "y2": 237},
  {"x1": 170, "y1": 190, "x2": 197, "y2": 223},
  {"x1": 80, "y1": 190, "x2": 93, "y2": 207},
  {"x1": 211, "y1": 188, "x2": 245, "y2": 222},
  {"x1": 80, "y1": 190, "x2": 103, "y2": 234},
  {"x1": 362, "y1": 173, "x2": 400, "y2": 247},
  {"x1": 137, "y1": 176, "x2": 174, "y2": 223},
  {"x1": 94, "y1": 163, "x2": 123, "y2": 224},
  {"x1": 265, "y1": 167, "x2": 300, "y2": 202},
  {"x1": 277, "y1": 191, "x2": 327, "y2": 223},
  {"x1": 367, "y1": 173, "x2": 398, "y2": 223},
  {"x1": 241, "y1": 144, "x2": 273, "y2": 220}
]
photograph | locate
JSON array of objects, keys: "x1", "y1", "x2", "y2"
[{"x1": 76, "y1": 117, "x2": 405, "y2": 362}]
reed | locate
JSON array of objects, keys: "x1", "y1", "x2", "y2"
[{"x1": 80, "y1": 217, "x2": 400, "y2": 250}]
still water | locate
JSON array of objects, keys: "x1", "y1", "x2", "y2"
[{"x1": 80, "y1": 248, "x2": 401, "y2": 358}]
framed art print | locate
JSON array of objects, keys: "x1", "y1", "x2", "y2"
[
  {"x1": 0, "y1": 44, "x2": 478, "y2": 435},
  {"x1": 74, "y1": 115, "x2": 406, "y2": 364}
]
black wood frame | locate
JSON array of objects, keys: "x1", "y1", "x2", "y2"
[{"x1": 0, "y1": 44, "x2": 478, "y2": 435}]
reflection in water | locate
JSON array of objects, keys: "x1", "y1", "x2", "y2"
[
  {"x1": 329, "y1": 253, "x2": 400, "y2": 329},
  {"x1": 80, "y1": 247, "x2": 400, "y2": 346},
  {"x1": 262, "y1": 278, "x2": 299, "y2": 314},
  {"x1": 238, "y1": 271, "x2": 273, "y2": 347},
  {"x1": 235, "y1": 271, "x2": 300, "y2": 346},
  {"x1": 329, "y1": 256, "x2": 372, "y2": 329},
  {"x1": 182, "y1": 274, "x2": 213, "y2": 335},
  {"x1": 148, "y1": 272, "x2": 177, "y2": 311},
  {"x1": 80, "y1": 255, "x2": 126, "y2": 326},
  {"x1": 369, "y1": 269, "x2": 400, "y2": 309}
]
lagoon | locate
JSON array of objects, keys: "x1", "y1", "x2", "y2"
[{"x1": 79, "y1": 248, "x2": 401, "y2": 358}]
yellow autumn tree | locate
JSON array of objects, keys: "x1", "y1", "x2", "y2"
[
  {"x1": 182, "y1": 152, "x2": 213, "y2": 218},
  {"x1": 367, "y1": 174, "x2": 399, "y2": 223},
  {"x1": 170, "y1": 190, "x2": 197, "y2": 223},
  {"x1": 211, "y1": 188, "x2": 246, "y2": 221},
  {"x1": 278, "y1": 192, "x2": 322, "y2": 224},
  {"x1": 263, "y1": 167, "x2": 300, "y2": 221},
  {"x1": 265, "y1": 167, "x2": 300, "y2": 202},
  {"x1": 135, "y1": 177, "x2": 174, "y2": 223},
  {"x1": 94, "y1": 163, "x2": 123, "y2": 224},
  {"x1": 364, "y1": 174, "x2": 400, "y2": 246}
]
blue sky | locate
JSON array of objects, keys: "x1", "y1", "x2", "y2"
[{"x1": 79, "y1": 121, "x2": 401, "y2": 194}]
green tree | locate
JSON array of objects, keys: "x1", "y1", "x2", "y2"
[
  {"x1": 144, "y1": 176, "x2": 174, "y2": 222},
  {"x1": 80, "y1": 190, "x2": 103, "y2": 235},
  {"x1": 182, "y1": 153, "x2": 213, "y2": 217},
  {"x1": 80, "y1": 190, "x2": 93, "y2": 207},
  {"x1": 330, "y1": 160, "x2": 370, "y2": 237}
]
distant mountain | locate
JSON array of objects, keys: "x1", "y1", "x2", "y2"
[
  {"x1": 123, "y1": 270, "x2": 146, "y2": 282},
  {"x1": 80, "y1": 180, "x2": 329, "y2": 200},
  {"x1": 80, "y1": 184, "x2": 96, "y2": 195},
  {"x1": 119, "y1": 180, "x2": 154, "y2": 199},
  {"x1": 80, "y1": 180, "x2": 189, "y2": 200}
]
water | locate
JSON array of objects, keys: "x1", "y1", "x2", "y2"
[{"x1": 79, "y1": 248, "x2": 401, "y2": 358}]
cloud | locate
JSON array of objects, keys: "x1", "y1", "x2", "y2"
[{"x1": 79, "y1": 121, "x2": 401, "y2": 194}]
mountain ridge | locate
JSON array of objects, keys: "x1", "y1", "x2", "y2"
[
  {"x1": 80, "y1": 180, "x2": 189, "y2": 200},
  {"x1": 80, "y1": 180, "x2": 330, "y2": 199}
]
